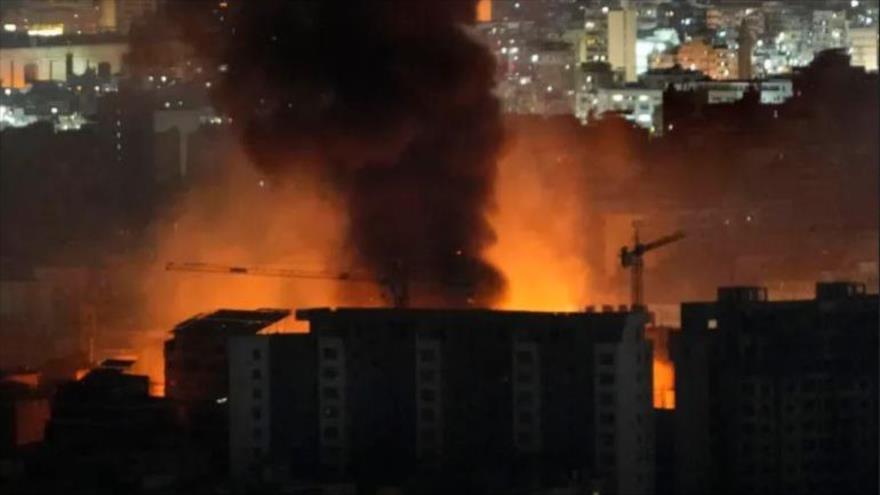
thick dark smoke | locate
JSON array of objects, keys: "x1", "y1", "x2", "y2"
[{"x1": 187, "y1": 0, "x2": 506, "y2": 306}]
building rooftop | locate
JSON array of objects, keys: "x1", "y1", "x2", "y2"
[
  {"x1": 296, "y1": 307, "x2": 635, "y2": 330},
  {"x1": 171, "y1": 308, "x2": 291, "y2": 335}
]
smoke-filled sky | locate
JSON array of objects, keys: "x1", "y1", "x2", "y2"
[{"x1": 185, "y1": 0, "x2": 506, "y2": 307}]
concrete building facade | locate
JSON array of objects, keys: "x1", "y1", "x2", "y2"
[
  {"x1": 608, "y1": 9, "x2": 638, "y2": 83},
  {"x1": 228, "y1": 308, "x2": 656, "y2": 494},
  {"x1": 848, "y1": 26, "x2": 878, "y2": 72}
]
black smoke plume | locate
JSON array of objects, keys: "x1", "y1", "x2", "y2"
[{"x1": 180, "y1": 0, "x2": 506, "y2": 306}]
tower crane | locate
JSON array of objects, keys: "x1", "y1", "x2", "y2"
[
  {"x1": 165, "y1": 260, "x2": 420, "y2": 309},
  {"x1": 620, "y1": 226, "x2": 685, "y2": 310}
]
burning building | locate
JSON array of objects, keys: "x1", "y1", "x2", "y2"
[{"x1": 227, "y1": 307, "x2": 655, "y2": 494}]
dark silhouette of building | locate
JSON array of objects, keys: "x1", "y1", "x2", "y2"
[
  {"x1": 37, "y1": 360, "x2": 183, "y2": 493},
  {"x1": 164, "y1": 308, "x2": 290, "y2": 471},
  {"x1": 165, "y1": 308, "x2": 290, "y2": 404},
  {"x1": 672, "y1": 282, "x2": 879, "y2": 495},
  {"x1": 228, "y1": 307, "x2": 655, "y2": 494}
]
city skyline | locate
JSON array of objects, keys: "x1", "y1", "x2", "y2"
[{"x1": 0, "y1": 1, "x2": 877, "y2": 494}]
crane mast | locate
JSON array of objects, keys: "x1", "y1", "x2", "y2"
[{"x1": 620, "y1": 226, "x2": 685, "y2": 310}]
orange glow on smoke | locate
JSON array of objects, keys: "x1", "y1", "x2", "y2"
[
  {"x1": 125, "y1": 147, "x2": 369, "y2": 393},
  {"x1": 488, "y1": 123, "x2": 591, "y2": 312},
  {"x1": 653, "y1": 357, "x2": 675, "y2": 409},
  {"x1": 476, "y1": 0, "x2": 492, "y2": 22}
]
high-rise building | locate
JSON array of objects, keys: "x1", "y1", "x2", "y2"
[
  {"x1": 672, "y1": 283, "x2": 879, "y2": 495},
  {"x1": 229, "y1": 307, "x2": 656, "y2": 494},
  {"x1": 738, "y1": 20, "x2": 754, "y2": 80},
  {"x1": 582, "y1": 4, "x2": 610, "y2": 64},
  {"x1": 849, "y1": 26, "x2": 879, "y2": 72},
  {"x1": 608, "y1": 8, "x2": 638, "y2": 82}
]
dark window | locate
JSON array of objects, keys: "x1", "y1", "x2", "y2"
[
  {"x1": 517, "y1": 431, "x2": 532, "y2": 444},
  {"x1": 322, "y1": 348, "x2": 338, "y2": 360},
  {"x1": 420, "y1": 389, "x2": 436, "y2": 402},
  {"x1": 419, "y1": 369, "x2": 436, "y2": 382},
  {"x1": 517, "y1": 391, "x2": 534, "y2": 405},
  {"x1": 419, "y1": 349, "x2": 436, "y2": 362},
  {"x1": 516, "y1": 351, "x2": 534, "y2": 364},
  {"x1": 323, "y1": 406, "x2": 339, "y2": 418},
  {"x1": 599, "y1": 353, "x2": 615, "y2": 366},
  {"x1": 323, "y1": 426, "x2": 339, "y2": 439},
  {"x1": 251, "y1": 369, "x2": 262, "y2": 380},
  {"x1": 253, "y1": 447, "x2": 262, "y2": 457},
  {"x1": 421, "y1": 408, "x2": 436, "y2": 421},
  {"x1": 253, "y1": 388, "x2": 262, "y2": 399},
  {"x1": 516, "y1": 372, "x2": 532, "y2": 383},
  {"x1": 599, "y1": 413, "x2": 615, "y2": 425},
  {"x1": 518, "y1": 411, "x2": 534, "y2": 424},
  {"x1": 599, "y1": 373, "x2": 615, "y2": 385},
  {"x1": 253, "y1": 427, "x2": 262, "y2": 439},
  {"x1": 322, "y1": 387, "x2": 339, "y2": 399},
  {"x1": 322, "y1": 367, "x2": 339, "y2": 379},
  {"x1": 600, "y1": 392, "x2": 613, "y2": 405},
  {"x1": 420, "y1": 429, "x2": 437, "y2": 445},
  {"x1": 601, "y1": 433, "x2": 613, "y2": 446},
  {"x1": 252, "y1": 407, "x2": 262, "y2": 420},
  {"x1": 253, "y1": 349, "x2": 262, "y2": 360}
]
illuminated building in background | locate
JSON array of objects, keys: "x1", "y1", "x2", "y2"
[
  {"x1": 0, "y1": 39, "x2": 127, "y2": 88},
  {"x1": 229, "y1": 308, "x2": 655, "y2": 494},
  {"x1": 575, "y1": 87, "x2": 663, "y2": 131},
  {"x1": 98, "y1": 0, "x2": 118, "y2": 32},
  {"x1": 582, "y1": 4, "x2": 609, "y2": 64},
  {"x1": 848, "y1": 26, "x2": 879, "y2": 71},
  {"x1": 810, "y1": 10, "x2": 849, "y2": 53},
  {"x1": 737, "y1": 20, "x2": 754, "y2": 80},
  {"x1": 654, "y1": 39, "x2": 740, "y2": 80},
  {"x1": 0, "y1": 0, "x2": 158, "y2": 35},
  {"x1": 672, "y1": 284, "x2": 878, "y2": 495},
  {"x1": 0, "y1": 0, "x2": 101, "y2": 35},
  {"x1": 608, "y1": 8, "x2": 638, "y2": 82}
]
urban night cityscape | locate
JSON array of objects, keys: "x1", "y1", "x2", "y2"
[{"x1": 0, "y1": 0, "x2": 877, "y2": 494}]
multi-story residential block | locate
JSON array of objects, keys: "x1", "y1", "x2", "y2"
[
  {"x1": 672, "y1": 283, "x2": 878, "y2": 495},
  {"x1": 228, "y1": 307, "x2": 656, "y2": 494}
]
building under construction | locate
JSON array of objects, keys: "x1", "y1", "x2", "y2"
[{"x1": 227, "y1": 307, "x2": 655, "y2": 494}]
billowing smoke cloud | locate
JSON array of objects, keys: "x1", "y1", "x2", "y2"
[{"x1": 198, "y1": 0, "x2": 506, "y2": 307}]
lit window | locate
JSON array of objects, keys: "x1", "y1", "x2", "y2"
[{"x1": 708, "y1": 319, "x2": 718, "y2": 330}]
